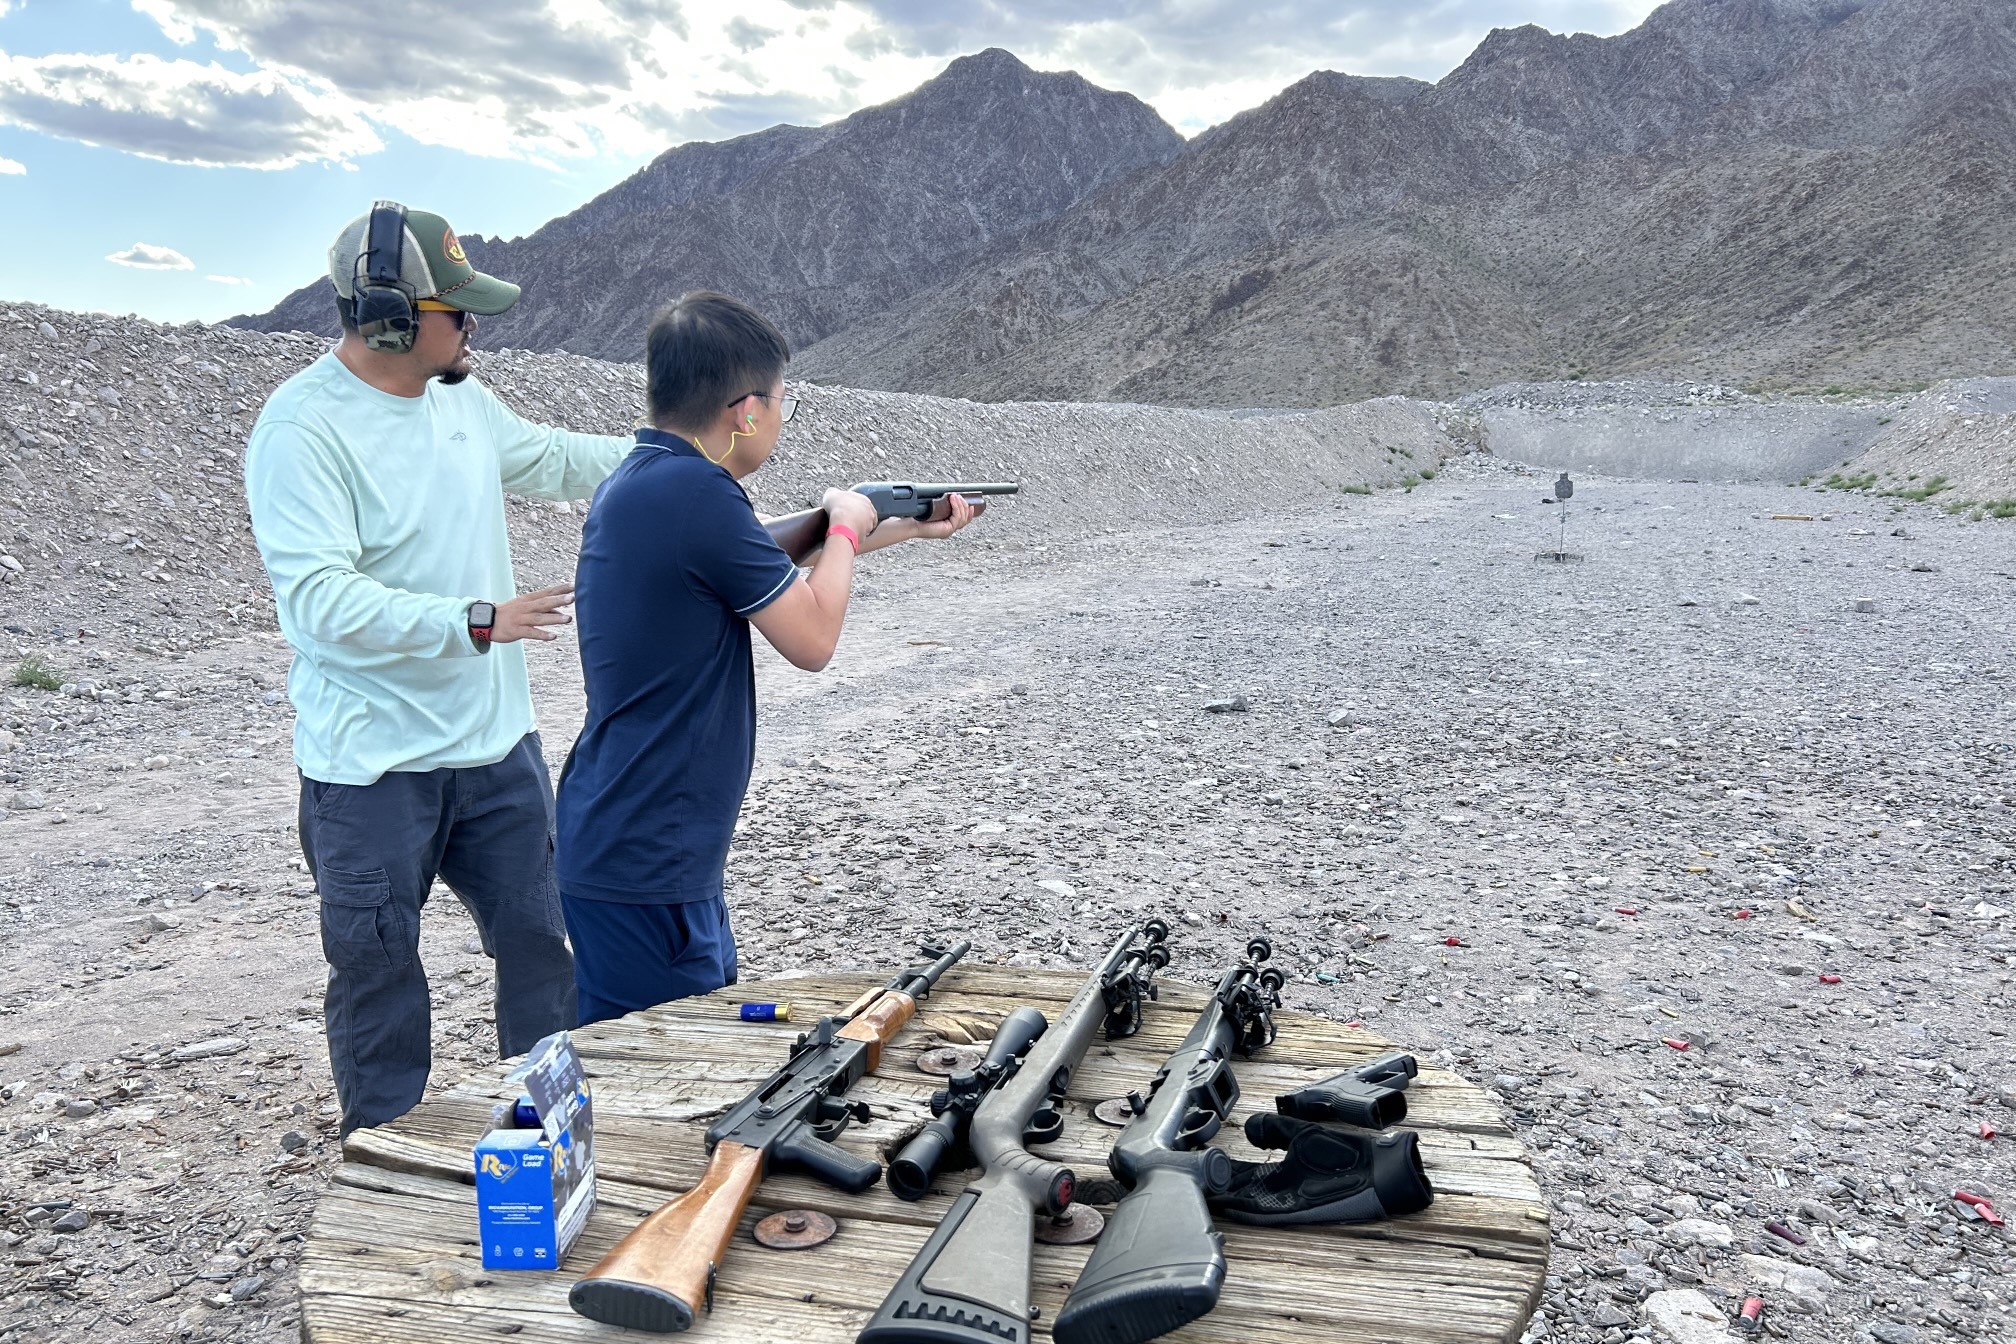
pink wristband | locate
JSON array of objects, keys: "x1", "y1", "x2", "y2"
[{"x1": 827, "y1": 523, "x2": 860, "y2": 554}]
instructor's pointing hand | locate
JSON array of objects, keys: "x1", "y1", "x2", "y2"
[{"x1": 493, "y1": 583, "x2": 575, "y2": 643}]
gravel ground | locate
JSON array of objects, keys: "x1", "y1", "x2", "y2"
[
  {"x1": 3, "y1": 448, "x2": 2012, "y2": 1344},
  {"x1": 3, "y1": 302, "x2": 2013, "y2": 1342}
]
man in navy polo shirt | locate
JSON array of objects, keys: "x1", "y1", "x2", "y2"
[{"x1": 555, "y1": 291, "x2": 974, "y2": 1024}]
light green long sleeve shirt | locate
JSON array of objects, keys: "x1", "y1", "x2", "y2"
[{"x1": 244, "y1": 352, "x2": 629, "y2": 785}]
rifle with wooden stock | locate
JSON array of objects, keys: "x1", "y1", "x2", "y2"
[
  {"x1": 764, "y1": 482, "x2": 1019, "y2": 563},
  {"x1": 568, "y1": 938, "x2": 970, "y2": 1333}
]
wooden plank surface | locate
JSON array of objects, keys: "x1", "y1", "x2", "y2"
[{"x1": 303, "y1": 967, "x2": 1549, "y2": 1343}]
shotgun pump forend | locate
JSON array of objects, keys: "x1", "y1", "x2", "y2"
[
  {"x1": 853, "y1": 481, "x2": 1019, "y2": 520},
  {"x1": 569, "y1": 937, "x2": 969, "y2": 1334},
  {"x1": 856, "y1": 918, "x2": 1172, "y2": 1344},
  {"x1": 1049, "y1": 939, "x2": 1283, "y2": 1344},
  {"x1": 1274, "y1": 1050, "x2": 1418, "y2": 1129},
  {"x1": 888, "y1": 1005, "x2": 1048, "y2": 1201}
]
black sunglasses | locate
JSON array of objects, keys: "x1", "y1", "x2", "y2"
[{"x1": 416, "y1": 301, "x2": 471, "y2": 330}]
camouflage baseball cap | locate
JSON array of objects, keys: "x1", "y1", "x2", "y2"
[{"x1": 327, "y1": 204, "x2": 520, "y2": 316}]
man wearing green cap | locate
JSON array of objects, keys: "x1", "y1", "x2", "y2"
[{"x1": 244, "y1": 201, "x2": 630, "y2": 1136}]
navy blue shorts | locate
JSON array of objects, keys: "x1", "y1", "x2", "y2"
[{"x1": 560, "y1": 894, "x2": 737, "y2": 1026}]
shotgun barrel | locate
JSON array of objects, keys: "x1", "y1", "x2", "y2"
[{"x1": 763, "y1": 481, "x2": 1019, "y2": 563}]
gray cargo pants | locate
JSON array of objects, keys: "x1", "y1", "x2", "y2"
[{"x1": 298, "y1": 732, "x2": 574, "y2": 1136}]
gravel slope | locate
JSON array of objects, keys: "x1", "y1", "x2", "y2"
[{"x1": 1, "y1": 303, "x2": 2013, "y2": 1344}]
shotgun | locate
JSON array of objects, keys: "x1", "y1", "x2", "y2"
[
  {"x1": 1050, "y1": 939, "x2": 1282, "y2": 1344},
  {"x1": 857, "y1": 919, "x2": 1171, "y2": 1344},
  {"x1": 569, "y1": 938, "x2": 970, "y2": 1333},
  {"x1": 764, "y1": 481, "x2": 1019, "y2": 563}
]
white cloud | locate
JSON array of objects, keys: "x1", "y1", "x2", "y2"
[
  {"x1": 7, "y1": 0, "x2": 1671, "y2": 176},
  {"x1": 0, "y1": 155, "x2": 23, "y2": 175},
  {"x1": 106, "y1": 242, "x2": 195, "y2": 270},
  {"x1": 0, "y1": 50, "x2": 380, "y2": 168},
  {"x1": 129, "y1": 0, "x2": 955, "y2": 160},
  {"x1": 205, "y1": 273, "x2": 254, "y2": 284}
]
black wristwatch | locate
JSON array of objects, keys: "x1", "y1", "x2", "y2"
[{"x1": 468, "y1": 601, "x2": 497, "y2": 651}]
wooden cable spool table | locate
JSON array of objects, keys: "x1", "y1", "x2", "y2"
[{"x1": 303, "y1": 966, "x2": 1549, "y2": 1342}]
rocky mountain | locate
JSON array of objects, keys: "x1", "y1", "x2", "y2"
[
  {"x1": 232, "y1": 50, "x2": 1182, "y2": 363},
  {"x1": 236, "y1": 0, "x2": 2015, "y2": 407},
  {"x1": 796, "y1": 0, "x2": 2016, "y2": 405}
]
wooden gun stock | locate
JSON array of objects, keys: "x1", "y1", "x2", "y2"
[
  {"x1": 835, "y1": 989, "x2": 921, "y2": 1072},
  {"x1": 763, "y1": 508, "x2": 830, "y2": 565},
  {"x1": 568, "y1": 1140, "x2": 764, "y2": 1333},
  {"x1": 763, "y1": 496, "x2": 991, "y2": 565}
]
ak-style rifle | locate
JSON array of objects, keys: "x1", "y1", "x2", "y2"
[{"x1": 569, "y1": 939, "x2": 969, "y2": 1333}]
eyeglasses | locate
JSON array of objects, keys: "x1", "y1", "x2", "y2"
[{"x1": 738, "y1": 390, "x2": 798, "y2": 424}]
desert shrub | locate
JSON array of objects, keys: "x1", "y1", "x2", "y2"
[{"x1": 11, "y1": 655, "x2": 60, "y2": 691}]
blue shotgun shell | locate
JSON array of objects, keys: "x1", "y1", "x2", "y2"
[{"x1": 738, "y1": 1002, "x2": 792, "y2": 1022}]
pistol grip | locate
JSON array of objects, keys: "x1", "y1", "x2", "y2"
[
  {"x1": 1052, "y1": 1167, "x2": 1226, "y2": 1344},
  {"x1": 775, "y1": 1122, "x2": 882, "y2": 1193}
]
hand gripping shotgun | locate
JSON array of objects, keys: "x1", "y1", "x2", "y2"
[
  {"x1": 764, "y1": 482, "x2": 1019, "y2": 563},
  {"x1": 569, "y1": 938, "x2": 969, "y2": 1333},
  {"x1": 857, "y1": 919, "x2": 1171, "y2": 1344},
  {"x1": 1051, "y1": 938, "x2": 1283, "y2": 1344}
]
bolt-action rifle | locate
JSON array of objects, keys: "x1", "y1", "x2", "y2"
[
  {"x1": 764, "y1": 482, "x2": 1020, "y2": 563},
  {"x1": 888, "y1": 1005, "x2": 1049, "y2": 1201},
  {"x1": 1050, "y1": 939, "x2": 1283, "y2": 1344},
  {"x1": 857, "y1": 919, "x2": 1171, "y2": 1344},
  {"x1": 569, "y1": 938, "x2": 970, "y2": 1333}
]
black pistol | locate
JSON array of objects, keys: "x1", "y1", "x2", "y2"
[{"x1": 1274, "y1": 1051, "x2": 1417, "y2": 1129}]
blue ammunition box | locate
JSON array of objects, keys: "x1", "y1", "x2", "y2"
[{"x1": 474, "y1": 1032, "x2": 596, "y2": 1270}]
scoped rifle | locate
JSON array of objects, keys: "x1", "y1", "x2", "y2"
[
  {"x1": 857, "y1": 919, "x2": 1171, "y2": 1344},
  {"x1": 764, "y1": 482, "x2": 1020, "y2": 563},
  {"x1": 569, "y1": 938, "x2": 970, "y2": 1333},
  {"x1": 888, "y1": 1005, "x2": 1048, "y2": 1201},
  {"x1": 1050, "y1": 939, "x2": 1283, "y2": 1344}
]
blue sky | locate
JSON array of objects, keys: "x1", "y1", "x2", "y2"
[{"x1": 0, "y1": 0, "x2": 1662, "y2": 325}]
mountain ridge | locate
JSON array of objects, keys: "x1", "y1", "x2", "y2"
[
  {"x1": 235, "y1": 0, "x2": 2016, "y2": 405},
  {"x1": 233, "y1": 48, "x2": 1182, "y2": 360},
  {"x1": 794, "y1": 0, "x2": 2016, "y2": 404}
]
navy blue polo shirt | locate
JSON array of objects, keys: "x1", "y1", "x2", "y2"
[{"x1": 555, "y1": 428, "x2": 800, "y2": 904}]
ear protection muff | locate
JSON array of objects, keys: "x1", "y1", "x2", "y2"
[{"x1": 351, "y1": 199, "x2": 419, "y2": 354}]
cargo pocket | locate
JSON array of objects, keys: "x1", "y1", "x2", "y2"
[
  {"x1": 318, "y1": 867, "x2": 410, "y2": 973},
  {"x1": 540, "y1": 831, "x2": 566, "y2": 940}
]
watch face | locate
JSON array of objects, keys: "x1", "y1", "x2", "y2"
[{"x1": 471, "y1": 602, "x2": 496, "y2": 627}]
